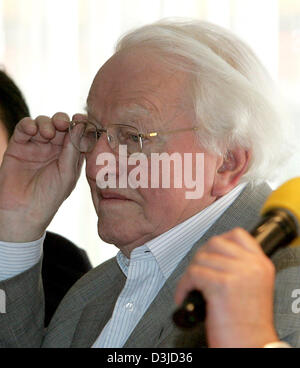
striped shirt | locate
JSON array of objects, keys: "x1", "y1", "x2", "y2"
[{"x1": 0, "y1": 234, "x2": 45, "y2": 281}]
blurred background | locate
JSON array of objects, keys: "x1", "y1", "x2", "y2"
[{"x1": 0, "y1": 0, "x2": 299, "y2": 266}]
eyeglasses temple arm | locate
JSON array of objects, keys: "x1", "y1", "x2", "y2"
[{"x1": 142, "y1": 126, "x2": 200, "y2": 138}]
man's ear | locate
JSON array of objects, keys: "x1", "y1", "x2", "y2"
[{"x1": 211, "y1": 148, "x2": 251, "y2": 197}]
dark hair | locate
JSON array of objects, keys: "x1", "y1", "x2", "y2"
[{"x1": 0, "y1": 70, "x2": 30, "y2": 138}]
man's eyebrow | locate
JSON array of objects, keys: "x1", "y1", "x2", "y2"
[
  {"x1": 84, "y1": 104, "x2": 157, "y2": 129},
  {"x1": 115, "y1": 105, "x2": 152, "y2": 117}
]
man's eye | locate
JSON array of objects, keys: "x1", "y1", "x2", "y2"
[
  {"x1": 84, "y1": 128, "x2": 96, "y2": 136},
  {"x1": 127, "y1": 133, "x2": 139, "y2": 142}
]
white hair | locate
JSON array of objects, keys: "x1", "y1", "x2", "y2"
[{"x1": 115, "y1": 18, "x2": 294, "y2": 184}]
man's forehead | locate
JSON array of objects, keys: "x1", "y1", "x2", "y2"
[
  {"x1": 89, "y1": 48, "x2": 190, "y2": 94},
  {"x1": 90, "y1": 49, "x2": 162, "y2": 88},
  {"x1": 86, "y1": 49, "x2": 193, "y2": 128}
]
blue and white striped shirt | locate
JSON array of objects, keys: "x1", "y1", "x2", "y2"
[{"x1": 0, "y1": 183, "x2": 246, "y2": 347}]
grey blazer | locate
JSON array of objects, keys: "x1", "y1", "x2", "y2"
[{"x1": 1, "y1": 182, "x2": 300, "y2": 348}]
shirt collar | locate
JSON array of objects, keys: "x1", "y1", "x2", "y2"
[{"x1": 117, "y1": 182, "x2": 247, "y2": 279}]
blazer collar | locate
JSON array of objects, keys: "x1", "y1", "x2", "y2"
[{"x1": 70, "y1": 259, "x2": 126, "y2": 348}]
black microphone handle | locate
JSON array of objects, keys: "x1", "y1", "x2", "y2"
[{"x1": 172, "y1": 209, "x2": 298, "y2": 329}]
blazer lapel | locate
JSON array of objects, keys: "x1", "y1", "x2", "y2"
[
  {"x1": 124, "y1": 182, "x2": 272, "y2": 347},
  {"x1": 70, "y1": 260, "x2": 126, "y2": 348}
]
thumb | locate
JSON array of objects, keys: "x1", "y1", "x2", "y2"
[{"x1": 58, "y1": 130, "x2": 83, "y2": 182}]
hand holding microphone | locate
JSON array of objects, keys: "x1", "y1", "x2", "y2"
[{"x1": 173, "y1": 178, "x2": 300, "y2": 347}]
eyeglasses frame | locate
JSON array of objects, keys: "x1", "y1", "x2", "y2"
[{"x1": 69, "y1": 120, "x2": 201, "y2": 153}]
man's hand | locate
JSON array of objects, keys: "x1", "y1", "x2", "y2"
[
  {"x1": 0, "y1": 113, "x2": 84, "y2": 242},
  {"x1": 175, "y1": 228, "x2": 279, "y2": 348}
]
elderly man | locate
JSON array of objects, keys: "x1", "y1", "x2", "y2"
[{"x1": 0, "y1": 19, "x2": 299, "y2": 348}]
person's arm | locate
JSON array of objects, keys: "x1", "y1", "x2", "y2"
[{"x1": 0, "y1": 113, "x2": 83, "y2": 347}]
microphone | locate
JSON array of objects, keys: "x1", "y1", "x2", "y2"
[{"x1": 173, "y1": 177, "x2": 300, "y2": 329}]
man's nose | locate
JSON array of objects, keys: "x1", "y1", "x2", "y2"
[{"x1": 85, "y1": 134, "x2": 119, "y2": 180}]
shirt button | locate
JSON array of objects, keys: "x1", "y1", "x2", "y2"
[{"x1": 125, "y1": 302, "x2": 134, "y2": 312}]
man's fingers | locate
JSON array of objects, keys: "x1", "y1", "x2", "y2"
[
  {"x1": 174, "y1": 228, "x2": 266, "y2": 307},
  {"x1": 52, "y1": 112, "x2": 70, "y2": 131},
  {"x1": 13, "y1": 117, "x2": 38, "y2": 143},
  {"x1": 16, "y1": 115, "x2": 56, "y2": 144},
  {"x1": 175, "y1": 250, "x2": 246, "y2": 305},
  {"x1": 58, "y1": 130, "x2": 82, "y2": 178},
  {"x1": 72, "y1": 113, "x2": 87, "y2": 122},
  {"x1": 35, "y1": 115, "x2": 56, "y2": 140},
  {"x1": 35, "y1": 113, "x2": 70, "y2": 141},
  {"x1": 203, "y1": 235, "x2": 249, "y2": 259},
  {"x1": 192, "y1": 251, "x2": 239, "y2": 272},
  {"x1": 56, "y1": 112, "x2": 86, "y2": 177},
  {"x1": 10, "y1": 111, "x2": 81, "y2": 185},
  {"x1": 222, "y1": 228, "x2": 264, "y2": 254},
  {"x1": 175, "y1": 266, "x2": 225, "y2": 306},
  {"x1": 13, "y1": 113, "x2": 70, "y2": 145}
]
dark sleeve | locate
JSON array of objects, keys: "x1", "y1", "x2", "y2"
[{"x1": 41, "y1": 232, "x2": 92, "y2": 327}]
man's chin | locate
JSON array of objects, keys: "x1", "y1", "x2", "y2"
[
  {"x1": 97, "y1": 219, "x2": 134, "y2": 248},
  {"x1": 96, "y1": 216, "x2": 152, "y2": 251}
]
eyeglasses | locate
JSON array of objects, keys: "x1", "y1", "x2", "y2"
[{"x1": 69, "y1": 120, "x2": 200, "y2": 155}]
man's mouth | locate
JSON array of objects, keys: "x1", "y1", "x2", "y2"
[{"x1": 100, "y1": 191, "x2": 132, "y2": 201}]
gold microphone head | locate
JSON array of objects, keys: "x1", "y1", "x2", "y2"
[{"x1": 262, "y1": 177, "x2": 300, "y2": 235}]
